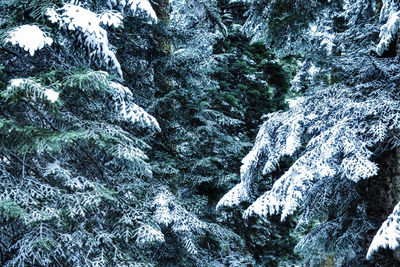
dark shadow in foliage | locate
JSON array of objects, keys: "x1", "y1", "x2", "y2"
[{"x1": 212, "y1": 31, "x2": 292, "y2": 138}]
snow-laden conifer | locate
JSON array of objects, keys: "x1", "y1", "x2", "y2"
[
  {"x1": 152, "y1": 190, "x2": 208, "y2": 255},
  {"x1": 46, "y1": 4, "x2": 123, "y2": 76},
  {"x1": 0, "y1": 65, "x2": 162, "y2": 265},
  {"x1": 376, "y1": 0, "x2": 400, "y2": 56},
  {"x1": 110, "y1": 81, "x2": 161, "y2": 131},
  {"x1": 218, "y1": 0, "x2": 400, "y2": 264},
  {"x1": 3, "y1": 78, "x2": 60, "y2": 106}
]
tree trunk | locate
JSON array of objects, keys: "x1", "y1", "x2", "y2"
[
  {"x1": 152, "y1": 0, "x2": 172, "y2": 55},
  {"x1": 151, "y1": 0, "x2": 179, "y2": 194},
  {"x1": 321, "y1": 254, "x2": 335, "y2": 267}
]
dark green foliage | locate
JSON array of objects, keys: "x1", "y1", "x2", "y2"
[
  {"x1": 145, "y1": 1, "x2": 298, "y2": 265},
  {"x1": 212, "y1": 15, "x2": 295, "y2": 136},
  {"x1": 143, "y1": 0, "x2": 292, "y2": 263},
  {"x1": 219, "y1": 206, "x2": 301, "y2": 265}
]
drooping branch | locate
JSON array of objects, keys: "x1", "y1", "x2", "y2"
[{"x1": 201, "y1": 0, "x2": 228, "y2": 38}]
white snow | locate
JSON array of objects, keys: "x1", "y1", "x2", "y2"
[
  {"x1": 105, "y1": 0, "x2": 157, "y2": 21},
  {"x1": 46, "y1": 4, "x2": 123, "y2": 77},
  {"x1": 308, "y1": 63, "x2": 320, "y2": 76},
  {"x1": 6, "y1": 25, "x2": 53, "y2": 56},
  {"x1": 375, "y1": 0, "x2": 400, "y2": 56},
  {"x1": 98, "y1": 11, "x2": 123, "y2": 28},
  {"x1": 376, "y1": 10, "x2": 400, "y2": 56},
  {"x1": 216, "y1": 182, "x2": 249, "y2": 209},
  {"x1": 309, "y1": 24, "x2": 318, "y2": 34},
  {"x1": 127, "y1": 0, "x2": 157, "y2": 22},
  {"x1": 286, "y1": 97, "x2": 305, "y2": 109},
  {"x1": 7, "y1": 78, "x2": 60, "y2": 104},
  {"x1": 218, "y1": 112, "x2": 306, "y2": 211},
  {"x1": 10, "y1": 78, "x2": 24, "y2": 87},
  {"x1": 367, "y1": 201, "x2": 400, "y2": 259},
  {"x1": 44, "y1": 89, "x2": 60, "y2": 103},
  {"x1": 308, "y1": 23, "x2": 335, "y2": 55},
  {"x1": 135, "y1": 224, "x2": 165, "y2": 245},
  {"x1": 320, "y1": 33, "x2": 335, "y2": 55},
  {"x1": 110, "y1": 82, "x2": 161, "y2": 131}
]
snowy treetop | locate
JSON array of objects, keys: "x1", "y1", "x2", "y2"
[
  {"x1": 47, "y1": 4, "x2": 123, "y2": 77},
  {"x1": 45, "y1": 1, "x2": 158, "y2": 77},
  {"x1": 5, "y1": 25, "x2": 53, "y2": 56}
]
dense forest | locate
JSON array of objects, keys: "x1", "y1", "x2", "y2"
[{"x1": 1, "y1": 0, "x2": 400, "y2": 266}]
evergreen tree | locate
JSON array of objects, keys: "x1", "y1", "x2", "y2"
[
  {"x1": 219, "y1": 0, "x2": 400, "y2": 265},
  {"x1": 0, "y1": 1, "x2": 167, "y2": 265},
  {"x1": 147, "y1": 0, "x2": 256, "y2": 264}
]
